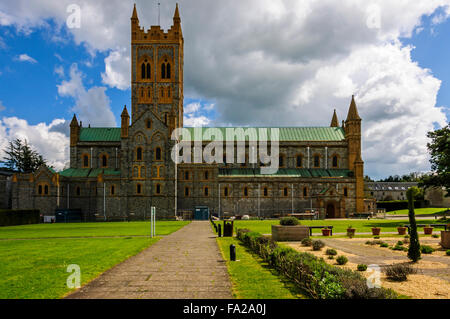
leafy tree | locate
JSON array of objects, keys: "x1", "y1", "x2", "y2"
[
  {"x1": 1, "y1": 138, "x2": 46, "y2": 173},
  {"x1": 407, "y1": 187, "x2": 421, "y2": 262},
  {"x1": 420, "y1": 124, "x2": 450, "y2": 196}
]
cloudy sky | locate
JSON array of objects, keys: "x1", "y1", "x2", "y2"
[{"x1": 0, "y1": 0, "x2": 449, "y2": 179}]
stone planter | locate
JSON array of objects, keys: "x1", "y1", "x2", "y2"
[
  {"x1": 397, "y1": 227, "x2": 407, "y2": 235},
  {"x1": 371, "y1": 227, "x2": 381, "y2": 236},
  {"x1": 271, "y1": 225, "x2": 309, "y2": 242},
  {"x1": 424, "y1": 227, "x2": 434, "y2": 235},
  {"x1": 347, "y1": 228, "x2": 356, "y2": 237},
  {"x1": 441, "y1": 231, "x2": 450, "y2": 249},
  {"x1": 322, "y1": 228, "x2": 331, "y2": 236}
]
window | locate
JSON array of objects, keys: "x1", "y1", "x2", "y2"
[
  {"x1": 166, "y1": 63, "x2": 171, "y2": 79},
  {"x1": 164, "y1": 113, "x2": 168, "y2": 125},
  {"x1": 155, "y1": 147, "x2": 162, "y2": 161},
  {"x1": 344, "y1": 187, "x2": 348, "y2": 197},
  {"x1": 204, "y1": 187, "x2": 209, "y2": 197},
  {"x1": 136, "y1": 147, "x2": 143, "y2": 161},
  {"x1": 279, "y1": 154, "x2": 285, "y2": 168},
  {"x1": 332, "y1": 155, "x2": 338, "y2": 168},
  {"x1": 223, "y1": 186, "x2": 229, "y2": 197},
  {"x1": 76, "y1": 186, "x2": 81, "y2": 196},
  {"x1": 313, "y1": 155, "x2": 320, "y2": 168},
  {"x1": 167, "y1": 86, "x2": 171, "y2": 98},
  {"x1": 136, "y1": 183, "x2": 142, "y2": 195},
  {"x1": 296, "y1": 155, "x2": 303, "y2": 168},
  {"x1": 184, "y1": 171, "x2": 190, "y2": 180},
  {"x1": 146, "y1": 63, "x2": 151, "y2": 79},
  {"x1": 283, "y1": 187, "x2": 288, "y2": 197},
  {"x1": 82, "y1": 154, "x2": 90, "y2": 168},
  {"x1": 161, "y1": 63, "x2": 166, "y2": 79},
  {"x1": 204, "y1": 171, "x2": 209, "y2": 180},
  {"x1": 263, "y1": 187, "x2": 269, "y2": 197},
  {"x1": 111, "y1": 185, "x2": 115, "y2": 196},
  {"x1": 146, "y1": 119, "x2": 152, "y2": 129},
  {"x1": 38, "y1": 185, "x2": 43, "y2": 195},
  {"x1": 303, "y1": 187, "x2": 308, "y2": 197},
  {"x1": 156, "y1": 184, "x2": 161, "y2": 195},
  {"x1": 184, "y1": 187, "x2": 190, "y2": 197},
  {"x1": 101, "y1": 154, "x2": 108, "y2": 168},
  {"x1": 243, "y1": 187, "x2": 249, "y2": 197},
  {"x1": 140, "y1": 59, "x2": 151, "y2": 80},
  {"x1": 44, "y1": 185, "x2": 49, "y2": 195},
  {"x1": 140, "y1": 166, "x2": 146, "y2": 178}
]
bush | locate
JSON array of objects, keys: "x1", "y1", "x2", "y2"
[
  {"x1": 446, "y1": 250, "x2": 450, "y2": 256},
  {"x1": 328, "y1": 255, "x2": 334, "y2": 259},
  {"x1": 420, "y1": 245, "x2": 435, "y2": 254},
  {"x1": 392, "y1": 245, "x2": 404, "y2": 251},
  {"x1": 301, "y1": 238, "x2": 312, "y2": 247},
  {"x1": 373, "y1": 236, "x2": 380, "y2": 239},
  {"x1": 380, "y1": 243, "x2": 389, "y2": 248},
  {"x1": 336, "y1": 255, "x2": 348, "y2": 265},
  {"x1": 312, "y1": 240, "x2": 325, "y2": 251},
  {"x1": 280, "y1": 217, "x2": 300, "y2": 226},
  {"x1": 385, "y1": 263, "x2": 416, "y2": 281},
  {"x1": 326, "y1": 248, "x2": 338, "y2": 256},
  {"x1": 397, "y1": 241, "x2": 404, "y2": 246},
  {"x1": 0, "y1": 209, "x2": 40, "y2": 226},
  {"x1": 357, "y1": 264, "x2": 368, "y2": 271},
  {"x1": 432, "y1": 234, "x2": 439, "y2": 238}
]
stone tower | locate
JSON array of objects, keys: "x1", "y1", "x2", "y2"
[
  {"x1": 131, "y1": 3, "x2": 184, "y2": 128},
  {"x1": 345, "y1": 95, "x2": 364, "y2": 213}
]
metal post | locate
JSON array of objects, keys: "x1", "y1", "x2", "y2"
[
  {"x1": 218, "y1": 183, "x2": 221, "y2": 220},
  {"x1": 291, "y1": 183, "x2": 294, "y2": 213},
  {"x1": 103, "y1": 182, "x2": 106, "y2": 221},
  {"x1": 258, "y1": 184, "x2": 261, "y2": 218},
  {"x1": 230, "y1": 244, "x2": 236, "y2": 261}
]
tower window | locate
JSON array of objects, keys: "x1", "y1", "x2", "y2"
[
  {"x1": 38, "y1": 185, "x2": 43, "y2": 195},
  {"x1": 161, "y1": 63, "x2": 166, "y2": 79},
  {"x1": 146, "y1": 119, "x2": 152, "y2": 129},
  {"x1": 204, "y1": 171, "x2": 209, "y2": 180},
  {"x1": 167, "y1": 86, "x2": 171, "y2": 98},
  {"x1": 146, "y1": 63, "x2": 151, "y2": 79},
  {"x1": 141, "y1": 60, "x2": 151, "y2": 80},
  {"x1": 141, "y1": 63, "x2": 146, "y2": 79},
  {"x1": 184, "y1": 171, "x2": 190, "y2": 180},
  {"x1": 166, "y1": 63, "x2": 171, "y2": 79}
]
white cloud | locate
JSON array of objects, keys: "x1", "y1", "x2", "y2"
[
  {"x1": 0, "y1": 117, "x2": 69, "y2": 171},
  {"x1": 184, "y1": 115, "x2": 211, "y2": 127},
  {"x1": 15, "y1": 53, "x2": 37, "y2": 63},
  {"x1": 57, "y1": 64, "x2": 116, "y2": 127},
  {"x1": 101, "y1": 48, "x2": 130, "y2": 90},
  {"x1": 54, "y1": 65, "x2": 64, "y2": 78},
  {"x1": 184, "y1": 102, "x2": 201, "y2": 114}
]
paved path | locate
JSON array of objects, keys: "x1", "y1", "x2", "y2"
[{"x1": 66, "y1": 221, "x2": 233, "y2": 299}]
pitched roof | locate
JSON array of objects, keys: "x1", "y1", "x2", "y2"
[
  {"x1": 79, "y1": 128, "x2": 121, "y2": 142},
  {"x1": 181, "y1": 127, "x2": 345, "y2": 142},
  {"x1": 59, "y1": 168, "x2": 121, "y2": 178}
]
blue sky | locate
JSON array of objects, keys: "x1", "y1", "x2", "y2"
[{"x1": 0, "y1": 0, "x2": 449, "y2": 178}]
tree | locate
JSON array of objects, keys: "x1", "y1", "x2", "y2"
[
  {"x1": 1, "y1": 139, "x2": 46, "y2": 173},
  {"x1": 420, "y1": 124, "x2": 450, "y2": 196},
  {"x1": 407, "y1": 187, "x2": 421, "y2": 262}
]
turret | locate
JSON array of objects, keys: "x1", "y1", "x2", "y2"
[
  {"x1": 330, "y1": 109, "x2": 339, "y2": 127},
  {"x1": 69, "y1": 114, "x2": 80, "y2": 147},
  {"x1": 121, "y1": 105, "x2": 130, "y2": 138},
  {"x1": 131, "y1": 4, "x2": 140, "y2": 41}
]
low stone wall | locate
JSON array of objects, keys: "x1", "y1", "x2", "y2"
[
  {"x1": 441, "y1": 231, "x2": 450, "y2": 249},
  {"x1": 272, "y1": 225, "x2": 309, "y2": 241}
]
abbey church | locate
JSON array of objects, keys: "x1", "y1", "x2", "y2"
[{"x1": 11, "y1": 4, "x2": 366, "y2": 220}]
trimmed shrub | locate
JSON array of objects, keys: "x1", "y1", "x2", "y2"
[
  {"x1": 301, "y1": 238, "x2": 312, "y2": 247},
  {"x1": 312, "y1": 240, "x2": 325, "y2": 251},
  {"x1": 420, "y1": 245, "x2": 434, "y2": 254},
  {"x1": 385, "y1": 263, "x2": 416, "y2": 281},
  {"x1": 326, "y1": 248, "x2": 338, "y2": 256},
  {"x1": 357, "y1": 264, "x2": 368, "y2": 271},
  {"x1": 336, "y1": 255, "x2": 348, "y2": 265},
  {"x1": 380, "y1": 243, "x2": 389, "y2": 248},
  {"x1": 280, "y1": 217, "x2": 300, "y2": 226}
]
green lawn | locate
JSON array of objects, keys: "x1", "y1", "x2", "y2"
[
  {"x1": 0, "y1": 221, "x2": 190, "y2": 239},
  {"x1": 386, "y1": 207, "x2": 449, "y2": 216},
  {"x1": 216, "y1": 237, "x2": 303, "y2": 299},
  {"x1": 0, "y1": 221, "x2": 189, "y2": 299},
  {"x1": 234, "y1": 219, "x2": 443, "y2": 235}
]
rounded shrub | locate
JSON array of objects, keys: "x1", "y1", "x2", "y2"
[
  {"x1": 326, "y1": 248, "x2": 338, "y2": 256},
  {"x1": 280, "y1": 217, "x2": 300, "y2": 226},
  {"x1": 336, "y1": 255, "x2": 348, "y2": 265},
  {"x1": 327, "y1": 255, "x2": 334, "y2": 260},
  {"x1": 420, "y1": 245, "x2": 435, "y2": 254},
  {"x1": 301, "y1": 238, "x2": 312, "y2": 247},
  {"x1": 432, "y1": 234, "x2": 439, "y2": 238},
  {"x1": 385, "y1": 263, "x2": 416, "y2": 282},
  {"x1": 446, "y1": 250, "x2": 450, "y2": 256},
  {"x1": 357, "y1": 264, "x2": 368, "y2": 271},
  {"x1": 312, "y1": 240, "x2": 325, "y2": 251}
]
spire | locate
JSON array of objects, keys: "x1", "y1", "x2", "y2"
[
  {"x1": 174, "y1": 3, "x2": 180, "y2": 20},
  {"x1": 70, "y1": 114, "x2": 79, "y2": 127},
  {"x1": 121, "y1": 105, "x2": 130, "y2": 118},
  {"x1": 132, "y1": 3, "x2": 138, "y2": 20},
  {"x1": 346, "y1": 95, "x2": 361, "y2": 121},
  {"x1": 330, "y1": 109, "x2": 339, "y2": 127}
]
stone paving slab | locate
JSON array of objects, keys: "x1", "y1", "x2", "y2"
[{"x1": 66, "y1": 221, "x2": 233, "y2": 299}]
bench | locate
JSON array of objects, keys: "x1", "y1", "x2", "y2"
[
  {"x1": 308, "y1": 226, "x2": 334, "y2": 236},
  {"x1": 403, "y1": 224, "x2": 449, "y2": 234}
]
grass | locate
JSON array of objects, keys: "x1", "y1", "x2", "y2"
[
  {"x1": 0, "y1": 221, "x2": 190, "y2": 239},
  {"x1": 0, "y1": 221, "x2": 189, "y2": 299},
  {"x1": 386, "y1": 208, "x2": 449, "y2": 216},
  {"x1": 233, "y1": 219, "x2": 442, "y2": 235},
  {"x1": 216, "y1": 237, "x2": 304, "y2": 299}
]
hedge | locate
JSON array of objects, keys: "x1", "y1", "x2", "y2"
[
  {"x1": 377, "y1": 200, "x2": 429, "y2": 212},
  {"x1": 0, "y1": 209, "x2": 40, "y2": 226},
  {"x1": 236, "y1": 228, "x2": 397, "y2": 299}
]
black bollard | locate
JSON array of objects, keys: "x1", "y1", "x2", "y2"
[
  {"x1": 218, "y1": 224, "x2": 222, "y2": 237},
  {"x1": 230, "y1": 244, "x2": 236, "y2": 261}
]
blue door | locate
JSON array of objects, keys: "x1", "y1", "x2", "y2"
[{"x1": 194, "y1": 206, "x2": 210, "y2": 220}]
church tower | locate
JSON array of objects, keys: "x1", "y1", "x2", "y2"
[{"x1": 131, "y1": 3, "x2": 184, "y2": 128}]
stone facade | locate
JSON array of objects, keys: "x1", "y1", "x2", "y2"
[{"x1": 11, "y1": 5, "x2": 366, "y2": 220}]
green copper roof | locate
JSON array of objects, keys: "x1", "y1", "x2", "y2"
[
  {"x1": 181, "y1": 127, "x2": 345, "y2": 142},
  {"x1": 59, "y1": 168, "x2": 121, "y2": 178},
  {"x1": 218, "y1": 168, "x2": 352, "y2": 178},
  {"x1": 79, "y1": 128, "x2": 121, "y2": 142}
]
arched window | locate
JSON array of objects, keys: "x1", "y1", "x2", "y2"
[
  {"x1": 155, "y1": 147, "x2": 162, "y2": 161},
  {"x1": 184, "y1": 187, "x2": 190, "y2": 197},
  {"x1": 164, "y1": 113, "x2": 168, "y2": 125},
  {"x1": 147, "y1": 87, "x2": 151, "y2": 99},
  {"x1": 111, "y1": 185, "x2": 115, "y2": 196},
  {"x1": 167, "y1": 86, "x2": 171, "y2": 98},
  {"x1": 161, "y1": 63, "x2": 166, "y2": 79},
  {"x1": 332, "y1": 155, "x2": 338, "y2": 168},
  {"x1": 141, "y1": 63, "x2": 146, "y2": 79},
  {"x1": 38, "y1": 185, "x2": 43, "y2": 195},
  {"x1": 314, "y1": 155, "x2": 320, "y2": 168},
  {"x1": 296, "y1": 155, "x2": 303, "y2": 168},
  {"x1": 243, "y1": 187, "x2": 249, "y2": 197},
  {"x1": 166, "y1": 63, "x2": 171, "y2": 79},
  {"x1": 223, "y1": 186, "x2": 229, "y2": 197},
  {"x1": 344, "y1": 187, "x2": 348, "y2": 197},
  {"x1": 283, "y1": 187, "x2": 288, "y2": 197},
  {"x1": 136, "y1": 183, "x2": 142, "y2": 194},
  {"x1": 146, "y1": 63, "x2": 151, "y2": 79},
  {"x1": 101, "y1": 154, "x2": 108, "y2": 168},
  {"x1": 303, "y1": 187, "x2": 308, "y2": 197},
  {"x1": 204, "y1": 171, "x2": 209, "y2": 180},
  {"x1": 136, "y1": 147, "x2": 143, "y2": 161},
  {"x1": 140, "y1": 166, "x2": 146, "y2": 178},
  {"x1": 279, "y1": 154, "x2": 285, "y2": 168},
  {"x1": 184, "y1": 171, "x2": 189, "y2": 180},
  {"x1": 82, "y1": 154, "x2": 89, "y2": 168},
  {"x1": 146, "y1": 119, "x2": 152, "y2": 129},
  {"x1": 156, "y1": 184, "x2": 161, "y2": 194},
  {"x1": 44, "y1": 185, "x2": 49, "y2": 195},
  {"x1": 263, "y1": 187, "x2": 268, "y2": 197},
  {"x1": 204, "y1": 187, "x2": 209, "y2": 197}
]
